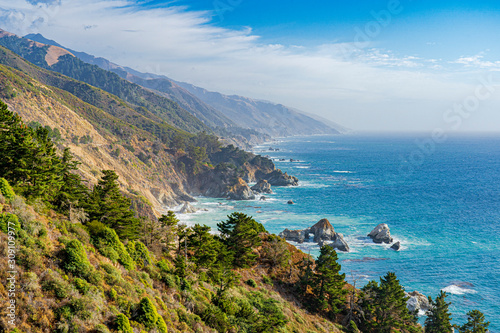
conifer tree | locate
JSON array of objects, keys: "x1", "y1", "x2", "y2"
[
  {"x1": 159, "y1": 210, "x2": 178, "y2": 255},
  {"x1": 311, "y1": 245, "x2": 347, "y2": 317},
  {"x1": 52, "y1": 148, "x2": 88, "y2": 211},
  {"x1": 187, "y1": 224, "x2": 218, "y2": 269},
  {"x1": 360, "y1": 272, "x2": 420, "y2": 333},
  {"x1": 425, "y1": 291, "x2": 452, "y2": 333},
  {"x1": 217, "y1": 212, "x2": 265, "y2": 268},
  {"x1": 85, "y1": 170, "x2": 140, "y2": 239},
  {"x1": 457, "y1": 310, "x2": 490, "y2": 333}
]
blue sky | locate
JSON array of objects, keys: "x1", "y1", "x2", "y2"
[{"x1": 1, "y1": 0, "x2": 500, "y2": 131}]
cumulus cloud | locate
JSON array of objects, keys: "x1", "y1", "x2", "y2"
[{"x1": 0, "y1": 0, "x2": 499, "y2": 131}]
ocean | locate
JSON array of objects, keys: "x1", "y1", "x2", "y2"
[{"x1": 179, "y1": 134, "x2": 500, "y2": 331}]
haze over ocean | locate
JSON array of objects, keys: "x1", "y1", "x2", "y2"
[{"x1": 181, "y1": 134, "x2": 500, "y2": 331}]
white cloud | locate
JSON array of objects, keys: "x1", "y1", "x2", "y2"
[{"x1": 1, "y1": 0, "x2": 500, "y2": 131}]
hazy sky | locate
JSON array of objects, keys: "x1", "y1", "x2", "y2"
[{"x1": 1, "y1": 0, "x2": 500, "y2": 131}]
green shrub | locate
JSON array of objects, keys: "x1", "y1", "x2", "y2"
[
  {"x1": 126, "y1": 240, "x2": 152, "y2": 268},
  {"x1": 94, "y1": 324, "x2": 111, "y2": 333},
  {"x1": 87, "y1": 221, "x2": 135, "y2": 270},
  {"x1": 62, "y1": 239, "x2": 92, "y2": 278},
  {"x1": 0, "y1": 178, "x2": 15, "y2": 201},
  {"x1": 262, "y1": 275, "x2": 273, "y2": 286},
  {"x1": 116, "y1": 313, "x2": 133, "y2": 333},
  {"x1": 201, "y1": 304, "x2": 231, "y2": 332},
  {"x1": 0, "y1": 213, "x2": 20, "y2": 234},
  {"x1": 73, "y1": 278, "x2": 90, "y2": 295},
  {"x1": 246, "y1": 279, "x2": 257, "y2": 288},
  {"x1": 135, "y1": 297, "x2": 158, "y2": 330},
  {"x1": 18, "y1": 246, "x2": 42, "y2": 269},
  {"x1": 42, "y1": 269, "x2": 73, "y2": 299},
  {"x1": 108, "y1": 288, "x2": 118, "y2": 301},
  {"x1": 156, "y1": 315, "x2": 168, "y2": 333},
  {"x1": 100, "y1": 263, "x2": 122, "y2": 285}
]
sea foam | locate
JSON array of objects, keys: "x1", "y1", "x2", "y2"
[{"x1": 441, "y1": 284, "x2": 477, "y2": 295}]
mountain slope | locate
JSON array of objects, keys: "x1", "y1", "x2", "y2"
[
  {"x1": 0, "y1": 29, "x2": 210, "y2": 134},
  {"x1": 24, "y1": 32, "x2": 341, "y2": 138},
  {"x1": 175, "y1": 81, "x2": 341, "y2": 137}
]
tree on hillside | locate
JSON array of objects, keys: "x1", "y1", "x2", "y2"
[
  {"x1": 0, "y1": 100, "x2": 64, "y2": 201},
  {"x1": 457, "y1": 310, "x2": 490, "y2": 333},
  {"x1": 52, "y1": 148, "x2": 88, "y2": 212},
  {"x1": 187, "y1": 224, "x2": 218, "y2": 269},
  {"x1": 85, "y1": 170, "x2": 140, "y2": 239},
  {"x1": 425, "y1": 291, "x2": 453, "y2": 333},
  {"x1": 159, "y1": 211, "x2": 179, "y2": 256},
  {"x1": 360, "y1": 272, "x2": 420, "y2": 333},
  {"x1": 217, "y1": 212, "x2": 266, "y2": 268},
  {"x1": 311, "y1": 245, "x2": 347, "y2": 318}
]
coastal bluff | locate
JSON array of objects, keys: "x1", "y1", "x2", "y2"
[{"x1": 279, "y1": 219, "x2": 350, "y2": 252}]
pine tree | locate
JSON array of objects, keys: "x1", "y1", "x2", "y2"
[
  {"x1": 425, "y1": 291, "x2": 452, "y2": 333},
  {"x1": 159, "y1": 210, "x2": 178, "y2": 255},
  {"x1": 360, "y1": 272, "x2": 420, "y2": 333},
  {"x1": 0, "y1": 100, "x2": 64, "y2": 201},
  {"x1": 457, "y1": 310, "x2": 490, "y2": 333},
  {"x1": 311, "y1": 245, "x2": 347, "y2": 317},
  {"x1": 187, "y1": 224, "x2": 218, "y2": 269},
  {"x1": 217, "y1": 212, "x2": 265, "y2": 268},
  {"x1": 52, "y1": 148, "x2": 88, "y2": 212},
  {"x1": 85, "y1": 170, "x2": 140, "y2": 239}
]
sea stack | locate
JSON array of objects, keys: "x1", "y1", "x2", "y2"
[
  {"x1": 368, "y1": 223, "x2": 393, "y2": 244},
  {"x1": 251, "y1": 179, "x2": 273, "y2": 194},
  {"x1": 279, "y1": 218, "x2": 350, "y2": 252}
]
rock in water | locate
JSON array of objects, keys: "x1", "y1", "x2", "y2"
[
  {"x1": 251, "y1": 179, "x2": 273, "y2": 194},
  {"x1": 368, "y1": 223, "x2": 394, "y2": 244},
  {"x1": 329, "y1": 233, "x2": 350, "y2": 252},
  {"x1": 258, "y1": 169, "x2": 299, "y2": 186},
  {"x1": 279, "y1": 218, "x2": 349, "y2": 252},
  {"x1": 309, "y1": 219, "x2": 335, "y2": 242},
  {"x1": 278, "y1": 229, "x2": 306, "y2": 243},
  {"x1": 406, "y1": 291, "x2": 431, "y2": 313},
  {"x1": 260, "y1": 196, "x2": 266, "y2": 201},
  {"x1": 390, "y1": 241, "x2": 401, "y2": 251},
  {"x1": 227, "y1": 178, "x2": 256, "y2": 200},
  {"x1": 287, "y1": 200, "x2": 294, "y2": 204},
  {"x1": 179, "y1": 202, "x2": 196, "y2": 214}
]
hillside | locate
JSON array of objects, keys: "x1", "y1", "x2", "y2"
[
  {"x1": 23, "y1": 32, "x2": 340, "y2": 139},
  {"x1": 0, "y1": 29, "x2": 210, "y2": 135},
  {"x1": 0, "y1": 46, "x2": 298, "y2": 215},
  {"x1": 174, "y1": 81, "x2": 341, "y2": 137}
]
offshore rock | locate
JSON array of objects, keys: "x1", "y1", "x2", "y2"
[
  {"x1": 278, "y1": 229, "x2": 306, "y2": 243},
  {"x1": 251, "y1": 179, "x2": 273, "y2": 194},
  {"x1": 280, "y1": 218, "x2": 350, "y2": 252},
  {"x1": 257, "y1": 169, "x2": 299, "y2": 186},
  {"x1": 406, "y1": 291, "x2": 431, "y2": 313},
  {"x1": 368, "y1": 223, "x2": 393, "y2": 244},
  {"x1": 309, "y1": 219, "x2": 335, "y2": 242},
  {"x1": 390, "y1": 241, "x2": 401, "y2": 251},
  {"x1": 227, "y1": 178, "x2": 256, "y2": 200},
  {"x1": 287, "y1": 200, "x2": 294, "y2": 205},
  {"x1": 178, "y1": 202, "x2": 196, "y2": 214}
]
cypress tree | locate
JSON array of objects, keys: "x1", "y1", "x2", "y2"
[
  {"x1": 52, "y1": 148, "x2": 88, "y2": 211},
  {"x1": 217, "y1": 212, "x2": 265, "y2": 268},
  {"x1": 85, "y1": 170, "x2": 140, "y2": 239},
  {"x1": 425, "y1": 291, "x2": 452, "y2": 333},
  {"x1": 360, "y1": 272, "x2": 419, "y2": 333},
  {"x1": 312, "y1": 245, "x2": 347, "y2": 317},
  {"x1": 457, "y1": 310, "x2": 490, "y2": 333},
  {"x1": 187, "y1": 224, "x2": 218, "y2": 269}
]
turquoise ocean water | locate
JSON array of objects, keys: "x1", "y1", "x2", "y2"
[{"x1": 178, "y1": 134, "x2": 500, "y2": 330}]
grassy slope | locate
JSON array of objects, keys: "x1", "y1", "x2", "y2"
[{"x1": 0, "y1": 196, "x2": 343, "y2": 333}]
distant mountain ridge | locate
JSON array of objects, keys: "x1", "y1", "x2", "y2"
[{"x1": 24, "y1": 32, "x2": 342, "y2": 138}]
